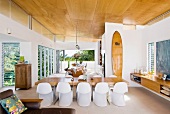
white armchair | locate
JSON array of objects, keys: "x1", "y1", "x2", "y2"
[
  {"x1": 77, "y1": 82, "x2": 91, "y2": 106},
  {"x1": 36, "y1": 83, "x2": 53, "y2": 107},
  {"x1": 93, "y1": 82, "x2": 109, "y2": 107},
  {"x1": 56, "y1": 82, "x2": 73, "y2": 106},
  {"x1": 111, "y1": 82, "x2": 128, "y2": 106}
]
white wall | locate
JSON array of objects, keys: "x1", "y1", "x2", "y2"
[
  {"x1": 141, "y1": 17, "x2": 170, "y2": 72},
  {"x1": 104, "y1": 23, "x2": 143, "y2": 86},
  {"x1": 0, "y1": 42, "x2": 2, "y2": 88},
  {"x1": 20, "y1": 42, "x2": 38, "y2": 86},
  {"x1": 2, "y1": 11, "x2": 170, "y2": 87},
  {"x1": 0, "y1": 14, "x2": 55, "y2": 48},
  {"x1": 0, "y1": 14, "x2": 99, "y2": 87},
  {"x1": 20, "y1": 42, "x2": 32, "y2": 63},
  {"x1": 104, "y1": 17, "x2": 170, "y2": 86},
  {"x1": 0, "y1": 14, "x2": 56, "y2": 87},
  {"x1": 55, "y1": 41, "x2": 97, "y2": 50},
  {"x1": 95, "y1": 41, "x2": 99, "y2": 72}
]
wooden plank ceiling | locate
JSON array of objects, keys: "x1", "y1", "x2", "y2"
[{"x1": 12, "y1": 0, "x2": 170, "y2": 42}]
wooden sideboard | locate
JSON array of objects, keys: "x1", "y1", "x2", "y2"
[
  {"x1": 130, "y1": 73, "x2": 170, "y2": 99},
  {"x1": 15, "y1": 64, "x2": 31, "y2": 90}
]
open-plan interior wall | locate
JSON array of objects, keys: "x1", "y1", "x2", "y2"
[
  {"x1": 0, "y1": 14, "x2": 56, "y2": 87},
  {"x1": 104, "y1": 17, "x2": 170, "y2": 86},
  {"x1": 141, "y1": 17, "x2": 170, "y2": 74},
  {"x1": 0, "y1": 42, "x2": 2, "y2": 88},
  {"x1": 0, "y1": 14, "x2": 100, "y2": 87},
  {"x1": 104, "y1": 23, "x2": 143, "y2": 86}
]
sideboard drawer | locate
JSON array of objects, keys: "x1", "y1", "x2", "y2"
[{"x1": 141, "y1": 78, "x2": 160, "y2": 93}]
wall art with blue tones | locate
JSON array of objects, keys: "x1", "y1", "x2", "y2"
[{"x1": 156, "y1": 39, "x2": 170, "y2": 76}]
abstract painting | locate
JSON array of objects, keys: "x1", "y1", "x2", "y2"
[{"x1": 156, "y1": 39, "x2": 170, "y2": 75}]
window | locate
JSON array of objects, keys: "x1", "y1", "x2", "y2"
[
  {"x1": 59, "y1": 50, "x2": 95, "y2": 72},
  {"x1": 148, "y1": 42, "x2": 154, "y2": 73},
  {"x1": 2, "y1": 43, "x2": 20, "y2": 86},
  {"x1": 38, "y1": 45, "x2": 54, "y2": 80}
]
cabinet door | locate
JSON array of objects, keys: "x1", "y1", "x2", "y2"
[
  {"x1": 15, "y1": 65, "x2": 26, "y2": 87},
  {"x1": 26, "y1": 65, "x2": 31, "y2": 88},
  {"x1": 141, "y1": 78, "x2": 160, "y2": 93}
]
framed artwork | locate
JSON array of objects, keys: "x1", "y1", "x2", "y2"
[{"x1": 156, "y1": 40, "x2": 170, "y2": 76}]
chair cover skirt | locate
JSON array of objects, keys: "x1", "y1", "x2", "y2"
[
  {"x1": 77, "y1": 92, "x2": 91, "y2": 106},
  {"x1": 58, "y1": 91, "x2": 73, "y2": 106},
  {"x1": 36, "y1": 83, "x2": 53, "y2": 107},
  {"x1": 39, "y1": 92, "x2": 53, "y2": 107},
  {"x1": 111, "y1": 92, "x2": 125, "y2": 106},
  {"x1": 76, "y1": 82, "x2": 91, "y2": 107},
  {"x1": 93, "y1": 92, "x2": 107, "y2": 107}
]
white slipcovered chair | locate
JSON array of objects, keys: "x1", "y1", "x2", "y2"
[
  {"x1": 65, "y1": 75, "x2": 73, "y2": 78},
  {"x1": 93, "y1": 82, "x2": 109, "y2": 107},
  {"x1": 77, "y1": 82, "x2": 91, "y2": 107},
  {"x1": 111, "y1": 82, "x2": 128, "y2": 106},
  {"x1": 36, "y1": 83, "x2": 53, "y2": 107},
  {"x1": 107, "y1": 75, "x2": 117, "y2": 78},
  {"x1": 93, "y1": 75, "x2": 102, "y2": 77},
  {"x1": 78, "y1": 75, "x2": 84, "y2": 79},
  {"x1": 56, "y1": 82, "x2": 73, "y2": 106}
]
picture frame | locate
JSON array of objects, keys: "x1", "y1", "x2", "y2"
[{"x1": 162, "y1": 74, "x2": 167, "y2": 80}]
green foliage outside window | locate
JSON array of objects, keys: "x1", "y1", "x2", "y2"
[
  {"x1": 61, "y1": 50, "x2": 95, "y2": 62},
  {"x1": 2, "y1": 43, "x2": 20, "y2": 86}
]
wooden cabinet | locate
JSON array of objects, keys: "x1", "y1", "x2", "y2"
[
  {"x1": 15, "y1": 64, "x2": 31, "y2": 90},
  {"x1": 141, "y1": 78, "x2": 160, "y2": 93},
  {"x1": 130, "y1": 73, "x2": 170, "y2": 99}
]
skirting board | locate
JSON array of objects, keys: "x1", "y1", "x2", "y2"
[{"x1": 142, "y1": 86, "x2": 170, "y2": 101}]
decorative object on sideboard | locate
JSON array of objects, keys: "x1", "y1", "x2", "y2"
[
  {"x1": 24, "y1": 60, "x2": 29, "y2": 64},
  {"x1": 162, "y1": 74, "x2": 167, "y2": 80},
  {"x1": 157, "y1": 73, "x2": 163, "y2": 79},
  {"x1": 18, "y1": 56, "x2": 25, "y2": 64},
  {"x1": 160, "y1": 86, "x2": 170, "y2": 96}
]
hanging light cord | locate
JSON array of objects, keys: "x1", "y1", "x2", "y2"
[
  {"x1": 75, "y1": 21, "x2": 80, "y2": 50},
  {"x1": 76, "y1": 22, "x2": 78, "y2": 45}
]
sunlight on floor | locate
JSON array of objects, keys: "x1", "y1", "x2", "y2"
[{"x1": 124, "y1": 94, "x2": 130, "y2": 101}]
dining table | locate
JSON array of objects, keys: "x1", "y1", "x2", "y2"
[{"x1": 35, "y1": 76, "x2": 129, "y2": 87}]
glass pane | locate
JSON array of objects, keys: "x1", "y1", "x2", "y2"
[
  {"x1": 32, "y1": 18, "x2": 42, "y2": 35},
  {"x1": 148, "y1": 42, "x2": 154, "y2": 73},
  {"x1": 49, "y1": 49, "x2": 51, "y2": 75},
  {"x1": 38, "y1": 45, "x2": 40, "y2": 80},
  {"x1": 52, "y1": 49, "x2": 54, "y2": 74},
  {"x1": 11, "y1": 2, "x2": 28, "y2": 27},
  {"x1": 0, "y1": 0, "x2": 10, "y2": 17},
  {"x1": 2, "y1": 43, "x2": 20, "y2": 86},
  {"x1": 42, "y1": 27, "x2": 49, "y2": 38},
  {"x1": 38, "y1": 46, "x2": 55, "y2": 79},
  {"x1": 42, "y1": 26, "x2": 53, "y2": 40},
  {"x1": 42, "y1": 47, "x2": 44, "y2": 78},
  {"x1": 46, "y1": 48, "x2": 48, "y2": 76},
  {"x1": 48, "y1": 34, "x2": 54, "y2": 40}
]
